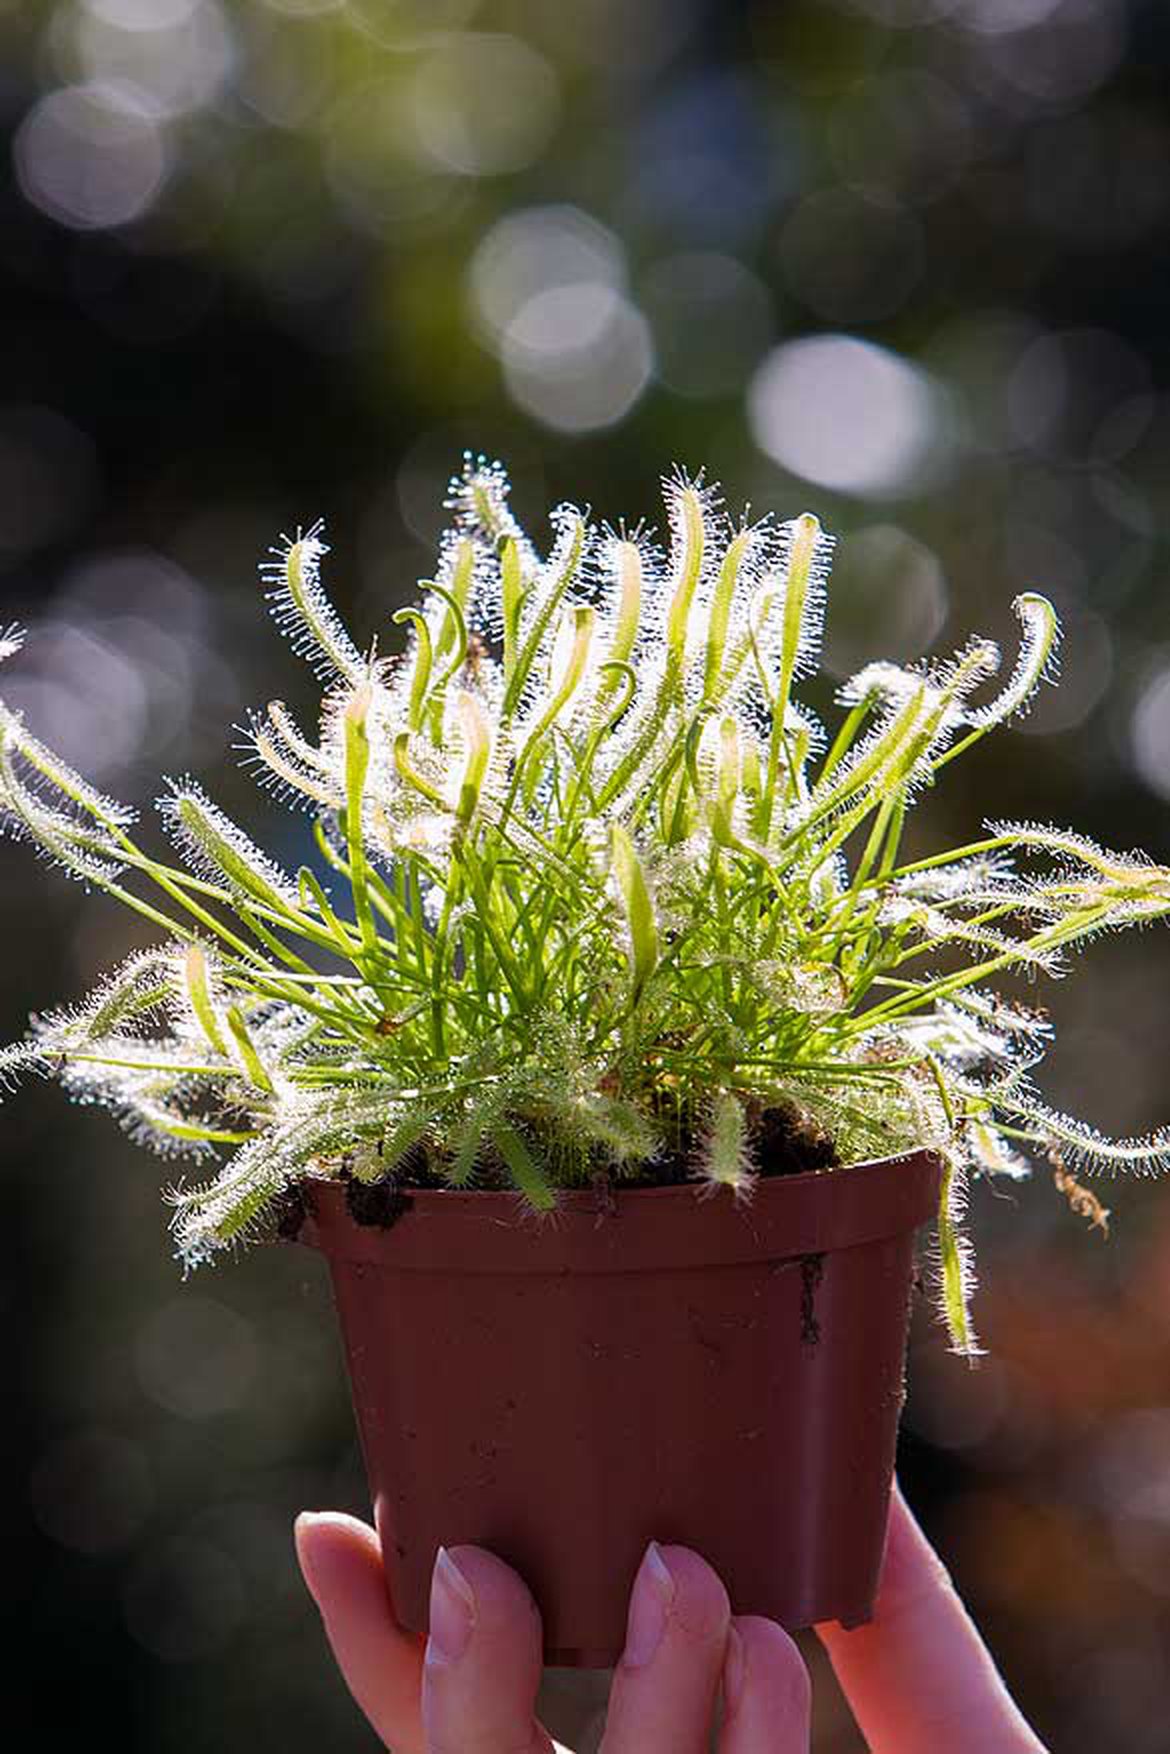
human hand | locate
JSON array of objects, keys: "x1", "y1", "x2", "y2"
[{"x1": 293, "y1": 1484, "x2": 1048, "y2": 1751}]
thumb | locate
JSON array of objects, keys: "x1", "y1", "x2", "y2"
[{"x1": 815, "y1": 1488, "x2": 1048, "y2": 1754}]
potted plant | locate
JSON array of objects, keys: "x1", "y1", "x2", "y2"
[{"x1": 3, "y1": 458, "x2": 1167, "y2": 1664}]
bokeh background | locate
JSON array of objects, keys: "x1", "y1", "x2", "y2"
[{"x1": 2, "y1": 0, "x2": 1168, "y2": 1747}]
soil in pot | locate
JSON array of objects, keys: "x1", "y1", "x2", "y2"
[{"x1": 317, "y1": 1098, "x2": 847, "y2": 1232}]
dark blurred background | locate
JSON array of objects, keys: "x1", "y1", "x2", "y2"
[{"x1": 1, "y1": 0, "x2": 1168, "y2": 1747}]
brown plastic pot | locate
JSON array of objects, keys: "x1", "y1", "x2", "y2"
[{"x1": 301, "y1": 1148, "x2": 940, "y2": 1667}]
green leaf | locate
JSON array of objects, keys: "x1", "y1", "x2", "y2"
[
  {"x1": 937, "y1": 1152, "x2": 980, "y2": 1357},
  {"x1": 454, "y1": 690, "x2": 492, "y2": 825},
  {"x1": 351, "y1": 1109, "x2": 433, "y2": 1183},
  {"x1": 491, "y1": 1120, "x2": 556, "y2": 1211},
  {"x1": 392, "y1": 608, "x2": 433, "y2": 732},
  {"x1": 225, "y1": 1006, "x2": 275, "y2": 1095},
  {"x1": 344, "y1": 683, "x2": 378, "y2": 953},
  {"x1": 776, "y1": 513, "x2": 821, "y2": 719},
  {"x1": 703, "y1": 528, "x2": 751, "y2": 702},
  {"x1": 500, "y1": 536, "x2": 524, "y2": 681},
  {"x1": 184, "y1": 945, "x2": 228, "y2": 1057},
  {"x1": 665, "y1": 481, "x2": 706, "y2": 675},
  {"x1": 503, "y1": 513, "x2": 585, "y2": 718},
  {"x1": 605, "y1": 540, "x2": 643, "y2": 675},
  {"x1": 609, "y1": 823, "x2": 659, "y2": 1000}
]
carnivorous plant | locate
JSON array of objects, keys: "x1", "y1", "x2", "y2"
[{"x1": 3, "y1": 459, "x2": 1168, "y2": 1353}]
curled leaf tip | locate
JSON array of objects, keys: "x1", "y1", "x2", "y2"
[{"x1": 345, "y1": 680, "x2": 373, "y2": 726}]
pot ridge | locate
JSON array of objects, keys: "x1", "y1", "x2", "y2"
[{"x1": 303, "y1": 1147, "x2": 941, "y2": 1273}]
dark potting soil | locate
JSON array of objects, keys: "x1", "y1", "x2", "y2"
[
  {"x1": 756, "y1": 1101, "x2": 839, "y2": 1175},
  {"x1": 271, "y1": 1100, "x2": 844, "y2": 1237},
  {"x1": 633, "y1": 1098, "x2": 839, "y2": 1189},
  {"x1": 270, "y1": 1182, "x2": 309, "y2": 1240},
  {"x1": 345, "y1": 1177, "x2": 415, "y2": 1229}
]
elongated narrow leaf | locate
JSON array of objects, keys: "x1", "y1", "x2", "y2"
[
  {"x1": 664, "y1": 479, "x2": 706, "y2": 674},
  {"x1": 491, "y1": 1121, "x2": 556, "y2": 1211},
  {"x1": 343, "y1": 683, "x2": 378, "y2": 950},
  {"x1": 454, "y1": 691, "x2": 492, "y2": 825},
  {"x1": 937, "y1": 1151, "x2": 981, "y2": 1357},
  {"x1": 184, "y1": 945, "x2": 228, "y2": 1057},
  {"x1": 606, "y1": 539, "x2": 643, "y2": 673},
  {"x1": 226, "y1": 1006, "x2": 275, "y2": 1094},
  {"x1": 965, "y1": 594, "x2": 1060, "y2": 729},
  {"x1": 703, "y1": 528, "x2": 752, "y2": 702},
  {"x1": 609, "y1": 823, "x2": 659, "y2": 999},
  {"x1": 161, "y1": 781, "x2": 299, "y2": 913},
  {"x1": 261, "y1": 523, "x2": 364, "y2": 684},
  {"x1": 392, "y1": 609, "x2": 433, "y2": 732}
]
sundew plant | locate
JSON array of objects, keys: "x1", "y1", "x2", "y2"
[{"x1": 3, "y1": 460, "x2": 1170, "y2": 1353}]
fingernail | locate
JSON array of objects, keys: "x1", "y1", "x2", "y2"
[
  {"x1": 723, "y1": 1623, "x2": 746, "y2": 1713},
  {"x1": 293, "y1": 1512, "x2": 328, "y2": 1605},
  {"x1": 428, "y1": 1546, "x2": 476, "y2": 1664},
  {"x1": 624, "y1": 1541, "x2": 675, "y2": 1668}
]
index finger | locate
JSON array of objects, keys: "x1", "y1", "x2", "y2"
[{"x1": 815, "y1": 1486, "x2": 1049, "y2": 1754}]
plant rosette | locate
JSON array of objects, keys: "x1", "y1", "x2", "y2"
[{"x1": 3, "y1": 461, "x2": 1167, "y2": 1660}]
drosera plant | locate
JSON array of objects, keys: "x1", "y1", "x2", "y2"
[{"x1": 2, "y1": 460, "x2": 1169, "y2": 1355}]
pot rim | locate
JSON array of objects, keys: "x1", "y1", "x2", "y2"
[{"x1": 300, "y1": 1148, "x2": 942, "y2": 1274}]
